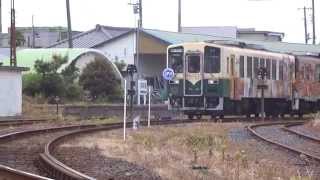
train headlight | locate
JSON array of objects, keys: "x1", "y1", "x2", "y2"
[
  {"x1": 170, "y1": 80, "x2": 179, "y2": 84},
  {"x1": 208, "y1": 80, "x2": 218, "y2": 85}
]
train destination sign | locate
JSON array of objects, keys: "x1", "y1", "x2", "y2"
[{"x1": 162, "y1": 68, "x2": 175, "y2": 81}]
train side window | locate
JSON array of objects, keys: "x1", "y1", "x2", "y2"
[
  {"x1": 247, "y1": 57, "x2": 253, "y2": 78},
  {"x1": 230, "y1": 55, "x2": 235, "y2": 76},
  {"x1": 315, "y1": 64, "x2": 320, "y2": 82},
  {"x1": 266, "y1": 59, "x2": 271, "y2": 80},
  {"x1": 227, "y1": 57, "x2": 229, "y2": 74},
  {"x1": 272, "y1": 59, "x2": 277, "y2": 80},
  {"x1": 254, "y1": 57, "x2": 259, "y2": 79},
  {"x1": 279, "y1": 61, "x2": 284, "y2": 80},
  {"x1": 240, "y1": 56, "x2": 244, "y2": 78},
  {"x1": 204, "y1": 46, "x2": 221, "y2": 73},
  {"x1": 260, "y1": 58, "x2": 265, "y2": 68}
]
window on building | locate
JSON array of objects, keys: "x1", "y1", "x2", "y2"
[
  {"x1": 240, "y1": 56, "x2": 244, "y2": 78},
  {"x1": 279, "y1": 61, "x2": 284, "y2": 80},
  {"x1": 272, "y1": 59, "x2": 277, "y2": 80},
  {"x1": 247, "y1": 56, "x2": 253, "y2": 78},
  {"x1": 266, "y1": 59, "x2": 271, "y2": 80},
  {"x1": 187, "y1": 55, "x2": 200, "y2": 73},
  {"x1": 254, "y1": 57, "x2": 259, "y2": 79},
  {"x1": 204, "y1": 46, "x2": 221, "y2": 73}
]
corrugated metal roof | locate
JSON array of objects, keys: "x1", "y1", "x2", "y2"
[
  {"x1": 142, "y1": 29, "x2": 232, "y2": 44},
  {"x1": 142, "y1": 29, "x2": 320, "y2": 56},
  {"x1": 48, "y1": 25, "x2": 132, "y2": 48}
]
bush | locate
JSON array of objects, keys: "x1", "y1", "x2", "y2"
[
  {"x1": 79, "y1": 58, "x2": 121, "y2": 101},
  {"x1": 23, "y1": 73, "x2": 42, "y2": 96}
]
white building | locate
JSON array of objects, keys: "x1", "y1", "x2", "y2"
[{"x1": 0, "y1": 66, "x2": 28, "y2": 117}]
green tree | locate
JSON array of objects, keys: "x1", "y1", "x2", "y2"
[
  {"x1": 79, "y1": 58, "x2": 121, "y2": 101},
  {"x1": 22, "y1": 73, "x2": 42, "y2": 96},
  {"x1": 9, "y1": 30, "x2": 26, "y2": 47},
  {"x1": 114, "y1": 59, "x2": 126, "y2": 73}
]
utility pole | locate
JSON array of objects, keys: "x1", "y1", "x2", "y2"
[
  {"x1": 32, "y1": 15, "x2": 35, "y2": 48},
  {"x1": 312, "y1": 0, "x2": 316, "y2": 44},
  {"x1": 10, "y1": 0, "x2": 16, "y2": 67},
  {"x1": 304, "y1": 7, "x2": 308, "y2": 44},
  {"x1": 178, "y1": 0, "x2": 182, "y2": 32},
  {"x1": 139, "y1": 0, "x2": 142, "y2": 28},
  {"x1": 0, "y1": 0, "x2": 2, "y2": 33},
  {"x1": 299, "y1": 7, "x2": 312, "y2": 44},
  {"x1": 66, "y1": 0, "x2": 73, "y2": 48}
]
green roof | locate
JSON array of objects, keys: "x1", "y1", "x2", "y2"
[
  {"x1": 143, "y1": 29, "x2": 232, "y2": 44},
  {"x1": 142, "y1": 29, "x2": 320, "y2": 56},
  {"x1": 2, "y1": 48, "x2": 91, "y2": 72}
]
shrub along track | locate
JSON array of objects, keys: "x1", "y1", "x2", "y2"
[
  {"x1": 248, "y1": 122, "x2": 320, "y2": 165},
  {"x1": 0, "y1": 118, "x2": 310, "y2": 180}
]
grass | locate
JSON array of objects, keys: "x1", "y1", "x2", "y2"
[{"x1": 59, "y1": 122, "x2": 317, "y2": 180}]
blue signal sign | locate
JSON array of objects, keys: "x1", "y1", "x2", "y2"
[{"x1": 162, "y1": 68, "x2": 175, "y2": 81}]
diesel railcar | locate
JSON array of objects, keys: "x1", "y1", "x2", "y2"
[{"x1": 167, "y1": 42, "x2": 320, "y2": 119}]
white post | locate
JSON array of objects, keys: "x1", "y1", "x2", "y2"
[
  {"x1": 148, "y1": 86, "x2": 151, "y2": 127},
  {"x1": 123, "y1": 80, "x2": 127, "y2": 141}
]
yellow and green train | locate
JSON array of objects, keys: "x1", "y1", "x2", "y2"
[{"x1": 167, "y1": 42, "x2": 320, "y2": 119}]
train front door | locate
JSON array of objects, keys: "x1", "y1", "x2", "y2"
[{"x1": 184, "y1": 53, "x2": 203, "y2": 96}]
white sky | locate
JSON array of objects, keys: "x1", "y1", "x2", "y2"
[{"x1": 1, "y1": 0, "x2": 318, "y2": 43}]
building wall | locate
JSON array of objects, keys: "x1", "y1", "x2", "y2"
[
  {"x1": 0, "y1": 70, "x2": 22, "y2": 117},
  {"x1": 238, "y1": 33, "x2": 281, "y2": 42},
  {"x1": 138, "y1": 54, "x2": 166, "y2": 78},
  {"x1": 98, "y1": 34, "x2": 135, "y2": 65}
]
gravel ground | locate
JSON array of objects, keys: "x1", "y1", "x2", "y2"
[
  {"x1": 252, "y1": 124, "x2": 320, "y2": 177},
  {"x1": 0, "y1": 128, "x2": 80, "y2": 177},
  {"x1": 291, "y1": 125, "x2": 320, "y2": 140},
  {"x1": 54, "y1": 146, "x2": 161, "y2": 180},
  {"x1": 53, "y1": 122, "x2": 320, "y2": 180}
]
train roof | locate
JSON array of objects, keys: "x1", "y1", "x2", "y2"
[
  {"x1": 168, "y1": 41, "x2": 295, "y2": 58},
  {"x1": 142, "y1": 29, "x2": 320, "y2": 56}
]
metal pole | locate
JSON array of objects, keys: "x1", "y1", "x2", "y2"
[
  {"x1": 261, "y1": 87, "x2": 265, "y2": 121},
  {"x1": 139, "y1": 0, "x2": 142, "y2": 28},
  {"x1": 66, "y1": 0, "x2": 73, "y2": 48},
  {"x1": 123, "y1": 80, "x2": 127, "y2": 141},
  {"x1": 148, "y1": 86, "x2": 151, "y2": 127},
  {"x1": 304, "y1": 7, "x2": 308, "y2": 44},
  {"x1": 32, "y1": 15, "x2": 35, "y2": 48},
  {"x1": 0, "y1": 0, "x2": 2, "y2": 33},
  {"x1": 130, "y1": 75, "x2": 134, "y2": 120},
  {"x1": 10, "y1": 0, "x2": 16, "y2": 67},
  {"x1": 178, "y1": 0, "x2": 182, "y2": 32},
  {"x1": 312, "y1": 0, "x2": 316, "y2": 44}
]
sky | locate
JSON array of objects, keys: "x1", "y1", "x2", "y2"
[{"x1": 1, "y1": 0, "x2": 318, "y2": 43}]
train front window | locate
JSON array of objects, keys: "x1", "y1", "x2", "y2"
[
  {"x1": 204, "y1": 46, "x2": 220, "y2": 73},
  {"x1": 168, "y1": 47, "x2": 184, "y2": 73},
  {"x1": 187, "y1": 55, "x2": 200, "y2": 73}
]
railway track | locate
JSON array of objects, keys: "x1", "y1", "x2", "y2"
[
  {"x1": 248, "y1": 122, "x2": 320, "y2": 163},
  {"x1": 0, "y1": 123, "x2": 126, "y2": 180},
  {"x1": 0, "y1": 117, "x2": 311, "y2": 180}
]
